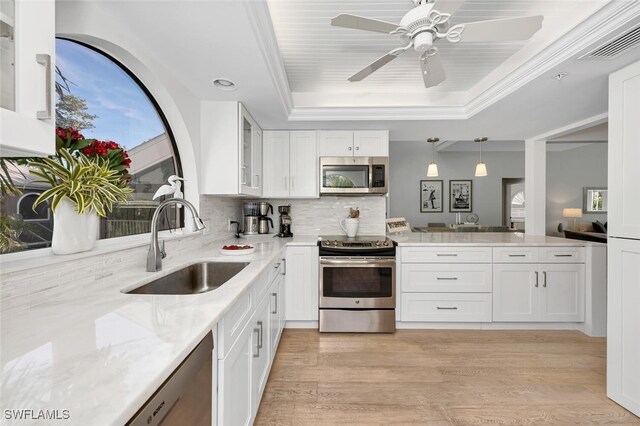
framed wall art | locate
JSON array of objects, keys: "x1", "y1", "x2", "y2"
[
  {"x1": 449, "y1": 180, "x2": 472, "y2": 212},
  {"x1": 583, "y1": 187, "x2": 608, "y2": 213},
  {"x1": 420, "y1": 180, "x2": 443, "y2": 213}
]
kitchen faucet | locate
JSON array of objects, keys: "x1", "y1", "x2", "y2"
[{"x1": 147, "y1": 198, "x2": 206, "y2": 272}]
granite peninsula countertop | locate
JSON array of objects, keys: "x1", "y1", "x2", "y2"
[{"x1": 0, "y1": 235, "x2": 318, "y2": 426}]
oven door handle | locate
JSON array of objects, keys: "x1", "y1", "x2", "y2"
[{"x1": 319, "y1": 258, "x2": 396, "y2": 266}]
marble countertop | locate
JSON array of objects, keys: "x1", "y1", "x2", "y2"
[
  {"x1": 390, "y1": 232, "x2": 604, "y2": 246},
  {"x1": 0, "y1": 234, "x2": 317, "y2": 426}
]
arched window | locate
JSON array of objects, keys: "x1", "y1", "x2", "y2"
[{"x1": 0, "y1": 39, "x2": 183, "y2": 254}]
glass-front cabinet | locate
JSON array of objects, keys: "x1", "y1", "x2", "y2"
[
  {"x1": 0, "y1": 0, "x2": 55, "y2": 157},
  {"x1": 239, "y1": 105, "x2": 262, "y2": 197}
]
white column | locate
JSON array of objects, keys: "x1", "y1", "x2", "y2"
[{"x1": 524, "y1": 138, "x2": 546, "y2": 235}]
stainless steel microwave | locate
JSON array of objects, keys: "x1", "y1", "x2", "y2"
[{"x1": 319, "y1": 157, "x2": 388, "y2": 195}]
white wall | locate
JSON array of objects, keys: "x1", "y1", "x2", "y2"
[
  {"x1": 389, "y1": 141, "x2": 525, "y2": 228},
  {"x1": 546, "y1": 143, "x2": 608, "y2": 236}
]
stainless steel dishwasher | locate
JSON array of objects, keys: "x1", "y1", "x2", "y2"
[{"x1": 127, "y1": 332, "x2": 213, "y2": 426}]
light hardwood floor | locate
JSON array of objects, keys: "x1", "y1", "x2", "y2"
[{"x1": 255, "y1": 329, "x2": 639, "y2": 425}]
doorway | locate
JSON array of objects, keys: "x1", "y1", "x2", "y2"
[{"x1": 502, "y1": 178, "x2": 525, "y2": 230}]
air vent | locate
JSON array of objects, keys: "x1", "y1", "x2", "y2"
[{"x1": 581, "y1": 25, "x2": 640, "y2": 59}]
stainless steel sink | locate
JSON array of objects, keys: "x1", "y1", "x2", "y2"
[{"x1": 126, "y1": 262, "x2": 249, "y2": 295}]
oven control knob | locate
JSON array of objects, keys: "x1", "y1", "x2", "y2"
[
  {"x1": 332, "y1": 240, "x2": 339, "y2": 246},
  {"x1": 355, "y1": 300, "x2": 360, "y2": 304},
  {"x1": 383, "y1": 241, "x2": 390, "y2": 246},
  {"x1": 375, "y1": 241, "x2": 382, "y2": 246}
]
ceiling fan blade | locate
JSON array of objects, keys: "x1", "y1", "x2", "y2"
[
  {"x1": 349, "y1": 51, "x2": 404, "y2": 82},
  {"x1": 431, "y1": 0, "x2": 464, "y2": 16},
  {"x1": 457, "y1": 15, "x2": 543, "y2": 42},
  {"x1": 331, "y1": 14, "x2": 399, "y2": 34},
  {"x1": 420, "y1": 51, "x2": 446, "y2": 88}
]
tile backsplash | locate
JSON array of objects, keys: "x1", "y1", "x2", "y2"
[{"x1": 263, "y1": 196, "x2": 387, "y2": 235}]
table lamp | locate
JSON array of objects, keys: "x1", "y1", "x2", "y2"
[{"x1": 562, "y1": 208, "x2": 582, "y2": 231}]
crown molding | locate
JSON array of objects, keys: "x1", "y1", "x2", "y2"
[
  {"x1": 244, "y1": 0, "x2": 293, "y2": 116},
  {"x1": 287, "y1": 106, "x2": 467, "y2": 121},
  {"x1": 465, "y1": 1, "x2": 640, "y2": 119}
]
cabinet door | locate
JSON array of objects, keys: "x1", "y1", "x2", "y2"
[
  {"x1": 252, "y1": 126, "x2": 263, "y2": 194},
  {"x1": 285, "y1": 246, "x2": 319, "y2": 321},
  {"x1": 0, "y1": 0, "x2": 55, "y2": 157},
  {"x1": 354, "y1": 130, "x2": 389, "y2": 156},
  {"x1": 289, "y1": 131, "x2": 318, "y2": 197},
  {"x1": 262, "y1": 131, "x2": 290, "y2": 197},
  {"x1": 538, "y1": 264, "x2": 585, "y2": 322},
  {"x1": 251, "y1": 293, "x2": 271, "y2": 416},
  {"x1": 218, "y1": 327, "x2": 253, "y2": 426},
  {"x1": 318, "y1": 130, "x2": 353, "y2": 156},
  {"x1": 608, "y1": 237, "x2": 640, "y2": 415},
  {"x1": 269, "y1": 278, "x2": 280, "y2": 355},
  {"x1": 492, "y1": 264, "x2": 539, "y2": 322},
  {"x1": 239, "y1": 106, "x2": 261, "y2": 196},
  {"x1": 609, "y1": 60, "x2": 640, "y2": 239}
]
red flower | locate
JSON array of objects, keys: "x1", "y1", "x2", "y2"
[{"x1": 56, "y1": 127, "x2": 84, "y2": 141}]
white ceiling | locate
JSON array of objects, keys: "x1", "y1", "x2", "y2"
[
  {"x1": 55, "y1": 1, "x2": 640, "y2": 143},
  {"x1": 267, "y1": 0, "x2": 607, "y2": 106}
]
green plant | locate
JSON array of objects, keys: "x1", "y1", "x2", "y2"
[
  {"x1": 0, "y1": 215, "x2": 28, "y2": 254},
  {"x1": 28, "y1": 148, "x2": 133, "y2": 217}
]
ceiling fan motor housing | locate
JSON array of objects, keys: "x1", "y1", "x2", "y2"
[{"x1": 400, "y1": 2, "x2": 438, "y2": 52}]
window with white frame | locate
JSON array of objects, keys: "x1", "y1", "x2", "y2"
[{"x1": 0, "y1": 38, "x2": 183, "y2": 254}]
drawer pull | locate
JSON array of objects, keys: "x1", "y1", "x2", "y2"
[
  {"x1": 543, "y1": 271, "x2": 547, "y2": 287},
  {"x1": 436, "y1": 277, "x2": 458, "y2": 281},
  {"x1": 554, "y1": 254, "x2": 573, "y2": 257},
  {"x1": 436, "y1": 306, "x2": 458, "y2": 310},
  {"x1": 436, "y1": 254, "x2": 458, "y2": 257},
  {"x1": 534, "y1": 271, "x2": 539, "y2": 287},
  {"x1": 508, "y1": 254, "x2": 527, "y2": 257}
]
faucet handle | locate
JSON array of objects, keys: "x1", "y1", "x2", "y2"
[{"x1": 160, "y1": 240, "x2": 166, "y2": 259}]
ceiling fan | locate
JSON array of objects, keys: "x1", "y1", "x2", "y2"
[{"x1": 331, "y1": 0, "x2": 544, "y2": 88}]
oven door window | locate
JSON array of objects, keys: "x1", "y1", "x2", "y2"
[
  {"x1": 322, "y1": 165, "x2": 369, "y2": 189},
  {"x1": 322, "y1": 266, "x2": 393, "y2": 298}
]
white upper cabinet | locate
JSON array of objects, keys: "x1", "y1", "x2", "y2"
[
  {"x1": 200, "y1": 102, "x2": 262, "y2": 196},
  {"x1": 318, "y1": 130, "x2": 388, "y2": 157},
  {"x1": 0, "y1": 0, "x2": 55, "y2": 157},
  {"x1": 609, "y1": 60, "x2": 640, "y2": 239},
  {"x1": 263, "y1": 130, "x2": 318, "y2": 198}
]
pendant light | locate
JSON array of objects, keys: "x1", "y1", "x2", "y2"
[
  {"x1": 427, "y1": 137, "x2": 439, "y2": 177},
  {"x1": 474, "y1": 137, "x2": 488, "y2": 177}
]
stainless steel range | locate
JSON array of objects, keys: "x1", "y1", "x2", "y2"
[{"x1": 318, "y1": 235, "x2": 396, "y2": 333}]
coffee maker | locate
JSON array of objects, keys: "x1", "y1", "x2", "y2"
[
  {"x1": 243, "y1": 202, "x2": 260, "y2": 235},
  {"x1": 257, "y1": 202, "x2": 273, "y2": 234},
  {"x1": 276, "y1": 205, "x2": 293, "y2": 238}
]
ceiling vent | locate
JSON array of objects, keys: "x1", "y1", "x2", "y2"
[{"x1": 581, "y1": 25, "x2": 640, "y2": 60}]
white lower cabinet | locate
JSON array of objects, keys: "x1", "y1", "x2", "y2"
[
  {"x1": 285, "y1": 246, "x2": 319, "y2": 322},
  {"x1": 217, "y1": 250, "x2": 286, "y2": 425},
  {"x1": 402, "y1": 293, "x2": 492, "y2": 322},
  {"x1": 493, "y1": 263, "x2": 585, "y2": 322}
]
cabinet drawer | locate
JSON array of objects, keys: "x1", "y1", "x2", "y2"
[
  {"x1": 493, "y1": 247, "x2": 538, "y2": 263},
  {"x1": 539, "y1": 247, "x2": 585, "y2": 263},
  {"x1": 401, "y1": 293, "x2": 492, "y2": 322},
  {"x1": 401, "y1": 247, "x2": 491, "y2": 263},
  {"x1": 401, "y1": 264, "x2": 492, "y2": 293},
  {"x1": 217, "y1": 290, "x2": 252, "y2": 359}
]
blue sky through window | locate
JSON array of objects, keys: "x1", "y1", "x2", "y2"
[{"x1": 55, "y1": 39, "x2": 164, "y2": 150}]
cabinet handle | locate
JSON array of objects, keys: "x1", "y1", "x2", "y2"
[
  {"x1": 284, "y1": 176, "x2": 288, "y2": 190},
  {"x1": 436, "y1": 277, "x2": 458, "y2": 281},
  {"x1": 355, "y1": 146, "x2": 360, "y2": 151},
  {"x1": 436, "y1": 253, "x2": 458, "y2": 257},
  {"x1": 534, "y1": 271, "x2": 539, "y2": 287},
  {"x1": 437, "y1": 306, "x2": 458, "y2": 310},
  {"x1": 274, "y1": 262, "x2": 281, "y2": 269},
  {"x1": 508, "y1": 254, "x2": 526, "y2": 257},
  {"x1": 554, "y1": 254, "x2": 573, "y2": 257},
  {"x1": 272, "y1": 293, "x2": 278, "y2": 314},
  {"x1": 253, "y1": 328, "x2": 260, "y2": 358},
  {"x1": 543, "y1": 271, "x2": 547, "y2": 287},
  {"x1": 257, "y1": 320, "x2": 263, "y2": 349},
  {"x1": 281, "y1": 258, "x2": 286, "y2": 275},
  {"x1": 348, "y1": 146, "x2": 352, "y2": 151},
  {"x1": 254, "y1": 174, "x2": 260, "y2": 188},
  {"x1": 36, "y1": 54, "x2": 52, "y2": 120},
  {"x1": 291, "y1": 176, "x2": 295, "y2": 191},
  {"x1": 241, "y1": 166, "x2": 247, "y2": 185}
]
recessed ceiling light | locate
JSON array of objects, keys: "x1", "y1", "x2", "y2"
[
  {"x1": 213, "y1": 78, "x2": 237, "y2": 91},
  {"x1": 553, "y1": 72, "x2": 568, "y2": 81}
]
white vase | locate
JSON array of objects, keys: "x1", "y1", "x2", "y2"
[{"x1": 51, "y1": 198, "x2": 99, "y2": 255}]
